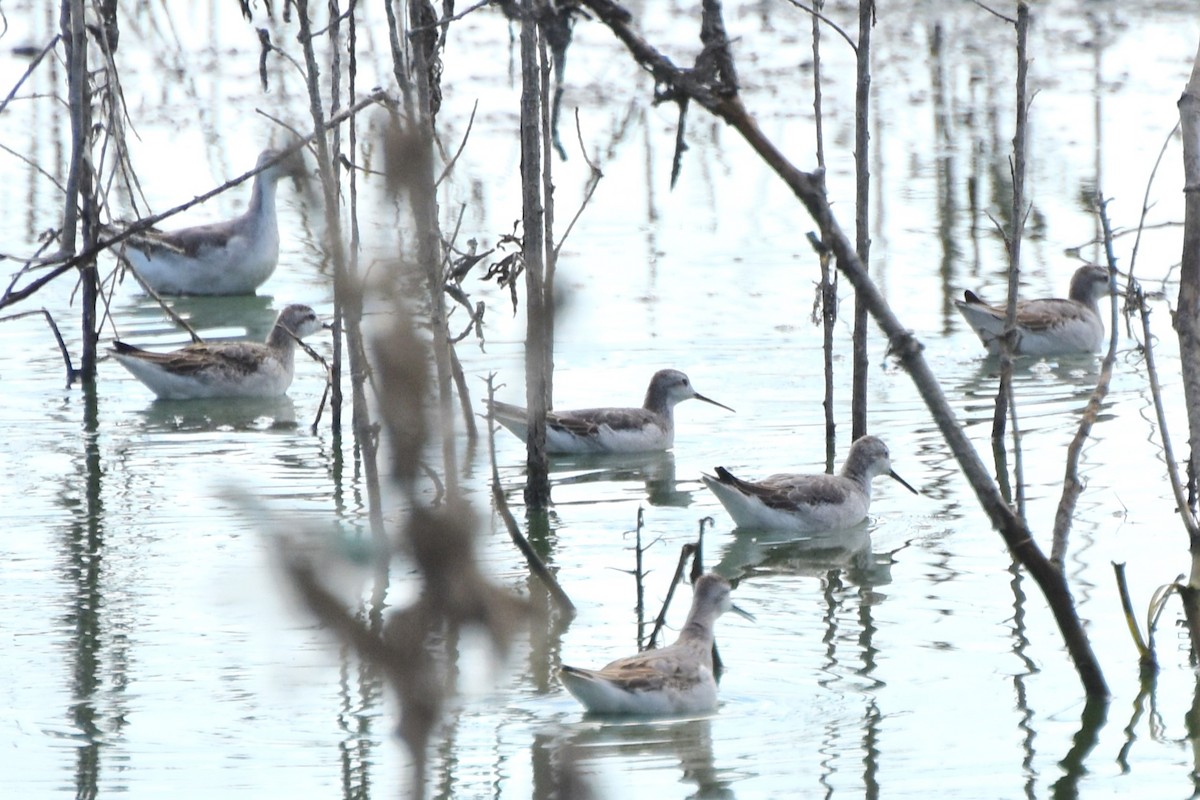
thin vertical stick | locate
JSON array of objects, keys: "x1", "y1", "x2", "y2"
[
  {"x1": 296, "y1": 0, "x2": 387, "y2": 559},
  {"x1": 407, "y1": 6, "x2": 461, "y2": 495},
  {"x1": 62, "y1": 0, "x2": 99, "y2": 378},
  {"x1": 811, "y1": 0, "x2": 838, "y2": 467},
  {"x1": 1175, "y1": 19, "x2": 1200, "y2": 648},
  {"x1": 850, "y1": 0, "x2": 873, "y2": 440},
  {"x1": 634, "y1": 506, "x2": 645, "y2": 650},
  {"x1": 992, "y1": 3, "x2": 1030, "y2": 442},
  {"x1": 539, "y1": 24, "x2": 557, "y2": 409},
  {"x1": 519, "y1": 0, "x2": 551, "y2": 508}
]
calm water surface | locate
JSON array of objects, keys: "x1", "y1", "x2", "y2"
[{"x1": 2, "y1": 2, "x2": 1199, "y2": 797}]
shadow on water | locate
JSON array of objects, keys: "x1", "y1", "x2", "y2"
[
  {"x1": 716, "y1": 524, "x2": 892, "y2": 588},
  {"x1": 133, "y1": 395, "x2": 299, "y2": 432},
  {"x1": 58, "y1": 379, "x2": 115, "y2": 799},
  {"x1": 810, "y1": 560, "x2": 885, "y2": 797},
  {"x1": 536, "y1": 715, "x2": 738, "y2": 799},
  {"x1": 336, "y1": 646, "x2": 383, "y2": 800},
  {"x1": 1051, "y1": 696, "x2": 1109, "y2": 800},
  {"x1": 546, "y1": 451, "x2": 694, "y2": 508},
  {"x1": 114, "y1": 293, "x2": 280, "y2": 341},
  {"x1": 954, "y1": 355, "x2": 1114, "y2": 432}
]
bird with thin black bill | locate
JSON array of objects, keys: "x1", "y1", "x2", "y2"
[
  {"x1": 109, "y1": 303, "x2": 326, "y2": 400},
  {"x1": 559, "y1": 573, "x2": 754, "y2": 715},
  {"x1": 488, "y1": 368, "x2": 734, "y2": 454},
  {"x1": 702, "y1": 435, "x2": 918, "y2": 532}
]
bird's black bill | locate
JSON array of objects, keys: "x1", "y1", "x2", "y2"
[
  {"x1": 889, "y1": 470, "x2": 919, "y2": 495},
  {"x1": 731, "y1": 603, "x2": 755, "y2": 622},
  {"x1": 695, "y1": 392, "x2": 735, "y2": 413}
]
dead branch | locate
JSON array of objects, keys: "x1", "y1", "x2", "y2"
[
  {"x1": 0, "y1": 308, "x2": 77, "y2": 386},
  {"x1": 484, "y1": 375, "x2": 576, "y2": 615}
]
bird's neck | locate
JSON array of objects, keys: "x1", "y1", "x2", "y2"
[
  {"x1": 246, "y1": 171, "x2": 279, "y2": 229},
  {"x1": 676, "y1": 611, "x2": 716, "y2": 647},
  {"x1": 643, "y1": 390, "x2": 674, "y2": 419},
  {"x1": 839, "y1": 455, "x2": 873, "y2": 488},
  {"x1": 266, "y1": 323, "x2": 299, "y2": 351},
  {"x1": 1068, "y1": 274, "x2": 1105, "y2": 312}
]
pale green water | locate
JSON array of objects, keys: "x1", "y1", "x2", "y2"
[{"x1": 2, "y1": 2, "x2": 1199, "y2": 797}]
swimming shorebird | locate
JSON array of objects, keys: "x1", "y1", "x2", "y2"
[
  {"x1": 112, "y1": 148, "x2": 299, "y2": 296},
  {"x1": 954, "y1": 264, "x2": 1112, "y2": 356},
  {"x1": 702, "y1": 435, "x2": 918, "y2": 532},
  {"x1": 108, "y1": 304, "x2": 325, "y2": 400},
  {"x1": 559, "y1": 573, "x2": 753, "y2": 715},
  {"x1": 488, "y1": 369, "x2": 734, "y2": 454}
]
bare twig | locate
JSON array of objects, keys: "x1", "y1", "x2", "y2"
[
  {"x1": 849, "y1": 0, "x2": 872, "y2": 440},
  {"x1": 1132, "y1": 280, "x2": 1199, "y2": 538},
  {"x1": 553, "y1": 109, "x2": 603, "y2": 257},
  {"x1": 1112, "y1": 562, "x2": 1156, "y2": 673},
  {"x1": 646, "y1": 542, "x2": 697, "y2": 650},
  {"x1": 434, "y1": 99, "x2": 478, "y2": 188},
  {"x1": 970, "y1": 0, "x2": 1017, "y2": 25},
  {"x1": 0, "y1": 35, "x2": 60, "y2": 116},
  {"x1": 1126, "y1": 123, "x2": 1180, "y2": 284},
  {"x1": 0, "y1": 308, "x2": 77, "y2": 386},
  {"x1": 1049, "y1": 198, "x2": 1120, "y2": 568},
  {"x1": 485, "y1": 375, "x2": 576, "y2": 614},
  {"x1": 784, "y1": 0, "x2": 857, "y2": 53},
  {"x1": 634, "y1": 506, "x2": 646, "y2": 649},
  {"x1": 992, "y1": 3, "x2": 1031, "y2": 443}
]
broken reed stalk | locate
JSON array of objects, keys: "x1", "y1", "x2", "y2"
[
  {"x1": 294, "y1": 1, "x2": 387, "y2": 557},
  {"x1": 1174, "y1": 33, "x2": 1200, "y2": 649},
  {"x1": 0, "y1": 309, "x2": 77, "y2": 385},
  {"x1": 634, "y1": 506, "x2": 646, "y2": 650},
  {"x1": 691, "y1": 516, "x2": 712, "y2": 579},
  {"x1": 805, "y1": 1, "x2": 839, "y2": 467},
  {"x1": 1112, "y1": 562, "x2": 1156, "y2": 673},
  {"x1": 518, "y1": 0, "x2": 552, "y2": 509},
  {"x1": 538, "y1": 27, "x2": 557, "y2": 409},
  {"x1": 850, "y1": 0, "x2": 871, "y2": 441},
  {"x1": 484, "y1": 377, "x2": 576, "y2": 616},
  {"x1": 820, "y1": 248, "x2": 838, "y2": 470},
  {"x1": 406, "y1": 8, "x2": 462, "y2": 494},
  {"x1": 992, "y1": 1, "x2": 1031, "y2": 444},
  {"x1": 1049, "y1": 199, "x2": 1120, "y2": 568},
  {"x1": 61, "y1": 0, "x2": 100, "y2": 378},
  {"x1": 646, "y1": 542, "x2": 697, "y2": 650},
  {"x1": 331, "y1": 0, "x2": 356, "y2": 434},
  {"x1": 578, "y1": 0, "x2": 1108, "y2": 698}
]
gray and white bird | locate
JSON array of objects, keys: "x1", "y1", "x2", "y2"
[
  {"x1": 488, "y1": 369, "x2": 733, "y2": 454},
  {"x1": 559, "y1": 573, "x2": 753, "y2": 715},
  {"x1": 702, "y1": 435, "x2": 917, "y2": 532},
  {"x1": 112, "y1": 148, "x2": 299, "y2": 296},
  {"x1": 954, "y1": 264, "x2": 1112, "y2": 356},
  {"x1": 109, "y1": 303, "x2": 325, "y2": 400}
]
